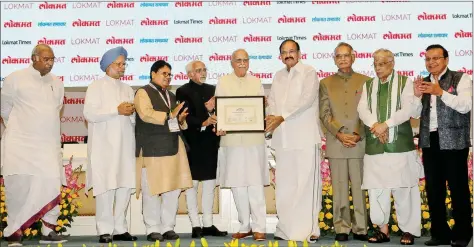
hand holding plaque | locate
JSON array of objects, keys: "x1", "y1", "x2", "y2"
[{"x1": 215, "y1": 96, "x2": 265, "y2": 133}]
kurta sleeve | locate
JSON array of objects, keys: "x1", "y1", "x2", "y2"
[
  {"x1": 267, "y1": 81, "x2": 276, "y2": 116},
  {"x1": 357, "y1": 82, "x2": 378, "y2": 127},
  {"x1": 1, "y1": 75, "x2": 16, "y2": 123},
  {"x1": 439, "y1": 73, "x2": 472, "y2": 114},
  {"x1": 282, "y1": 69, "x2": 319, "y2": 120},
  {"x1": 319, "y1": 82, "x2": 344, "y2": 136},
  {"x1": 83, "y1": 83, "x2": 119, "y2": 123},
  {"x1": 176, "y1": 87, "x2": 204, "y2": 128},
  {"x1": 134, "y1": 89, "x2": 167, "y2": 125},
  {"x1": 385, "y1": 78, "x2": 422, "y2": 128}
]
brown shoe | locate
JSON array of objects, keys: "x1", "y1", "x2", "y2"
[
  {"x1": 253, "y1": 232, "x2": 266, "y2": 241},
  {"x1": 232, "y1": 231, "x2": 253, "y2": 239}
]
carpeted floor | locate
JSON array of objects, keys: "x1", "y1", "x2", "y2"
[{"x1": 2, "y1": 234, "x2": 467, "y2": 247}]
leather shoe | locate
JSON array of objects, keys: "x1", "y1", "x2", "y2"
[
  {"x1": 163, "y1": 231, "x2": 179, "y2": 240},
  {"x1": 202, "y1": 225, "x2": 228, "y2": 236},
  {"x1": 191, "y1": 227, "x2": 202, "y2": 238},
  {"x1": 353, "y1": 233, "x2": 368, "y2": 241},
  {"x1": 99, "y1": 234, "x2": 113, "y2": 243},
  {"x1": 451, "y1": 240, "x2": 469, "y2": 247},
  {"x1": 147, "y1": 232, "x2": 164, "y2": 242},
  {"x1": 425, "y1": 238, "x2": 451, "y2": 246},
  {"x1": 253, "y1": 232, "x2": 266, "y2": 241},
  {"x1": 113, "y1": 232, "x2": 137, "y2": 241},
  {"x1": 232, "y1": 231, "x2": 253, "y2": 239},
  {"x1": 335, "y1": 233, "x2": 349, "y2": 241}
]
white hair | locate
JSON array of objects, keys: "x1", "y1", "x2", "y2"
[
  {"x1": 373, "y1": 48, "x2": 394, "y2": 60},
  {"x1": 31, "y1": 44, "x2": 52, "y2": 56},
  {"x1": 231, "y1": 48, "x2": 248, "y2": 60}
]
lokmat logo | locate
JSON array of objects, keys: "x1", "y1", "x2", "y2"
[
  {"x1": 173, "y1": 72, "x2": 189, "y2": 81},
  {"x1": 417, "y1": 12, "x2": 447, "y2": 20},
  {"x1": 140, "y1": 54, "x2": 169, "y2": 62},
  {"x1": 1, "y1": 56, "x2": 30, "y2": 64},
  {"x1": 3, "y1": 3, "x2": 33, "y2": 9},
  {"x1": 69, "y1": 74, "x2": 100, "y2": 82},
  {"x1": 140, "y1": 2, "x2": 169, "y2": 7},
  {"x1": 72, "y1": 19, "x2": 101, "y2": 27},
  {"x1": 397, "y1": 70, "x2": 414, "y2": 76},
  {"x1": 38, "y1": 38, "x2": 66, "y2": 45},
  {"x1": 63, "y1": 96, "x2": 85, "y2": 104},
  {"x1": 106, "y1": 37, "x2": 134, "y2": 45},
  {"x1": 382, "y1": 32, "x2": 412, "y2": 39},
  {"x1": 243, "y1": 34, "x2": 272, "y2": 42},
  {"x1": 454, "y1": 30, "x2": 472, "y2": 38},
  {"x1": 313, "y1": 33, "x2": 342, "y2": 41},
  {"x1": 70, "y1": 56, "x2": 100, "y2": 63},
  {"x1": 353, "y1": 51, "x2": 372, "y2": 59},
  {"x1": 175, "y1": 1, "x2": 202, "y2": 7},
  {"x1": 243, "y1": 1, "x2": 271, "y2": 6},
  {"x1": 278, "y1": 15, "x2": 306, "y2": 23},
  {"x1": 38, "y1": 22, "x2": 67, "y2": 27},
  {"x1": 381, "y1": 13, "x2": 411, "y2": 21},
  {"x1": 173, "y1": 54, "x2": 203, "y2": 62},
  {"x1": 61, "y1": 134, "x2": 85, "y2": 142},
  {"x1": 317, "y1": 70, "x2": 336, "y2": 78},
  {"x1": 174, "y1": 36, "x2": 203, "y2": 43},
  {"x1": 347, "y1": 14, "x2": 376, "y2": 22},
  {"x1": 139, "y1": 38, "x2": 169, "y2": 44},
  {"x1": 249, "y1": 71, "x2": 273, "y2": 79},
  {"x1": 39, "y1": 2, "x2": 67, "y2": 9},
  {"x1": 458, "y1": 67, "x2": 473, "y2": 75},
  {"x1": 107, "y1": 1, "x2": 135, "y2": 8},
  {"x1": 141, "y1": 18, "x2": 169, "y2": 26},
  {"x1": 208, "y1": 17, "x2": 237, "y2": 24},
  {"x1": 209, "y1": 53, "x2": 232, "y2": 61},
  {"x1": 3, "y1": 20, "x2": 32, "y2": 28},
  {"x1": 208, "y1": 35, "x2": 238, "y2": 43}
]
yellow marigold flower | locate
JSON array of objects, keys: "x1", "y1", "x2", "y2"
[
  {"x1": 0, "y1": 191, "x2": 4, "y2": 196},
  {"x1": 421, "y1": 205, "x2": 427, "y2": 211},
  {"x1": 324, "y1": 225, "x2": 329, "y2": 230},
  {"x1": 319, "y1": 222, "x2": 326, "y2": 228},
  {"x1": 0, "y1": 231, "x2": 2, "y2": 238},
  {"x1": 0, "y1": 196, "x2": 5, "y2": 201},
  {"x1": 59, "y1": 204, "x2": 62, "y2": 210},
  {"x1": 319, "y1": 212, "x2": 324, "y2": 221},
  {"x1": 63, "y1": 210, "x2": 69, "y2": 216},
  {"x1": 366, "y1": 203, "x2": 370, "y2": 209},
  {"x1": 445, "y1": 198, "x2": 451, "y2": 204},
  {"x1": 350, "y1": 205, "x2": 354, "y2": 209},
  {"x1": 449, "y1": 219, "x2": 455, "y2": 226},
  {"x1": 67, "y1": 198, "x2": 72, "y2": 203},
  {"x1": 447, "y1": 190, "x2": 451, "y2": 196},
  {"x1": 391, "y1": 225, "x2": 399, "y2": 232},
  {"x1": 392, "y1": 214, "x2": 397, "y2": 221},
  {"x1": 55, "y1": 226, "x2": 62, "y2": 231},
  {"x1": 2, "y1": 216, "x2": 7, "y2": 222},
  {"x1": 447, "y1": 203, "x2": 451, "y2": 209},
  {"x1": 0, "y1": 208, "x2": 4, "y2": 213},
  {"x1": 325, "y1": 213, "x2": 333, "y2": 219},
  {"x1": 63, "y1": 219, "x2": 69, "y2": 225},
  {"x1": 419, "y1": 185, "x2": 425, "y2": 191},
  {"x1": 328, "y1": 186, "x2": 333, "y2": 196},
  {"x1": 57, "y1": 220, "x2": 64, "y2": 227},
  {"x1": 349, "y1": 196, "x2": 353, "y2": 201},
  {"x1": 0, "y1": 202, "x2": 4, "y2": 208},
  {"x1": 0, "y1": 186, "x2": 4, "y2": 192},
  {"x1": 424, "y1": 222, "x2": 431, "y2": 229},
  {"x1": 325, "y1": 204, "x2": 332, "y2": 210},
  {"x1": 70, "y1": 205, "x2": 76, "y2": 212},
  {"x1": 31, "y1": 230, "x2": 38, "y2": 236},
  {"x1": 72, "y1": 194, "x2": 78, "y2": 199},
  {"x1": 61, "y1": 192, "x2": 66, "y2": 198},
  {"x1": 324, "y1": 198, "x2": 332, "y2": 204},
  {"x1": 24, "y1": 228, "x2": 31, "y2": 236},
  {"x1": 60, "y1": 200, "x2": 66, "y2": 205},
  {"x1": 77, "y1": 201, "x2": 83, "y2": 208},
  {"x1": 390, "y1": 197, "x2": 394, "y2": 202},
  {"x1": 322, "y1": 191, "x2": 327, "y2": 196},
  {"x1": 365, "y1": 197, "x2": 369, "y2": 202},
  {"x1": 422, "y1": 211, "x2": 430, "y2": 219},
  {"x1": 65, "y1": 188, "x2": 72, "y2": 194}
]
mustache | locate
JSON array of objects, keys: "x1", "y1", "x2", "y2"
[{"x1": 285, "y1": 57, "x2": 294, "y2": 61}]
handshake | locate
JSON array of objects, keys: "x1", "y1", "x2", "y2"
[{"x1": 117, "y1": 102, "x2": 135, "y2": 116}]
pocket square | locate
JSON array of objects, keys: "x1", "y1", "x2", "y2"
[{"x1": 447, "y1": 86, "x2": 455, "y2": 93}]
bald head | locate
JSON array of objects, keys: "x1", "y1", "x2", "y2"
[
  {"x1": 231, "y1": 49, "x2": 250, "y2": 77},
  {"x1": 31, "y1": 44, "x2": 55, "y2": 76}
]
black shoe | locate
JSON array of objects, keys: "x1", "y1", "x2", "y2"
[
  {"x1": 113, "y1": 232, "x2": 137, "y2": 241},
  {"x1": 451, "y1": 240, "x2": 469, "y2": 247},
  {"x1": 202, "y1": 225, "x2": 228, "y2": 237},
  {"x1": 147, "y1": 232, "x2": 164, "y2": 242},
  {"x1": 335, "y1": 233, "x2": 349, "y2": 241},
  {"x1": 163, "y1": 230, "x2": 179, "y2": 240},
  {"x1": 353, "y1": 233, "x2": 368, "y2": 241},
  {"x1": 274, "y1": 236, "x2": 284, "y2": 240},
  {"x1": 425, "y1": 238, "x2": 451, "y2": 246},
  {"x1": 191, "y1": 227, "x2": 203, "y2": 238},
  {"x1": 99, "y1": 234, "x2": 113, "y2": 243}
]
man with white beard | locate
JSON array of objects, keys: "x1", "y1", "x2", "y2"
[
  {"x1": 83, "y1": 46, "x2": 137, "y2": 243},
  {"x1": 266, "y1": 39, "x2": 322, "y2": 243}
]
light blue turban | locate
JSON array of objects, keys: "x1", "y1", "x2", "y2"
[{"x1": 100, "y1": 46, "x2": 128, "y2": 72}]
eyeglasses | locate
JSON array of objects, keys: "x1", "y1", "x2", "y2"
[
  {"x1": 335, "y1": 53, "x2": 351, "y2": 60},
  {"x1": 160, "y1": 72, "x2": 173, "y2": 78},
  {"x1": 372, "y1": 61, "x2": 393, "y2": 68},
  {"x1": 280, "y1": 50, "x2": 297, "y2": 56},
  {"x1": 112, "y1": 62, "x2": 128, "y2": 68},
  {"x1": 195, "y1": 68, "x2": 207, "y2": 73},
  {"x1": 233, "y1": 58, "x2": 249, "y2": 64},
  {"x1": 424, "y1": 56, "x2": 445, "y2": 62}
]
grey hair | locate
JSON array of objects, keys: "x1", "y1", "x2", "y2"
[
  {"x1": 231, "y1": 48, "x2": 248, "y2": 60},
  {"x1": 334, "y1": 42, "x2": 354, "y2": 54},
  {"x1": 185, "y1": 61, "x2": 198, "y2": 74},
  {"x1": 31, "y1": 44, "x2": 52, "y2": 56},
  {"x1": 373, "y1": 48, "x2": 394, "y2": 60}
]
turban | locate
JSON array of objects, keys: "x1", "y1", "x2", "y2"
[{"x1": 100, "y1": 46, "x2": 128, "y2": 72}]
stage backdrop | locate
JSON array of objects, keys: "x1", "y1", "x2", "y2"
[{"x1": 0, "y1": 1, "x2": 472, "y2": 88}]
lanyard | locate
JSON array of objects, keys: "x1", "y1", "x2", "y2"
[{"x1": 149, "y1": 83, "x2": 171, "y2": 111}]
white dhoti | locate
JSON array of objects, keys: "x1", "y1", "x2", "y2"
[
  {"x1": 217, "y1": 144, "x2": 269, "y2": 233},
  {"x1": 141, "y1": 168, "x2": 181, "y2": 234},
  {"x1": 274, "y1": 146, "x2": 322, "y2": 242},
  {"x1": 185, "y1": 179, "x2": 216, "y2": 228},
  {"x1": 368, "y1": 187, "x2": 421, "y2": 236},
  {"x1": 363, "y1": 150, "x2": 423, "y2": 236},
  {"x1": 95, "y1": 188, "x2": 131, "y2": 235},
  {"x1": 4, "y1": 175, "x2": 60, "y2": 237}
]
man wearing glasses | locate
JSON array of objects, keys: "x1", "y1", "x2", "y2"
[
  {"x1": 214, "y1": 49, "x2": 268, "y2": 241},
  {"x1": 83, "y1": 46, "x2": 137, "y2": 243},
  {"x1": 266, "y1": 39, "x2": 322, "y2": 243},
  {"x1": 176, "y1": 61, "x2": 227, "y2": 238},
  {"x1": 1, "y1": 44, "x2": 67, "y2": 246},
  {"x1": 319, "y1": 42, "x2": 369, "y2": 242},
  {"x1": 357, "y1": 49, "x2": 423, "y2": 245},
  {"x1": 415, "y1": 44, "x2": 472, "y2": 247}
]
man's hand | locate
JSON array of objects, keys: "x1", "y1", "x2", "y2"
[
  {"x1": 178, "y1": 108, "x2": 188, "y2": 123},
  {"x1": 336, "y1": 132, "x2": 357, "y2": 148},
  {"x1": 203, "y1": 114, "x2": 217, "y2": 127},
  {"x1": 414, "y1": 75, "x2": 424, "y2": 98},
  {"x1": 171, "y1": 102, "x2": 185, "y2": 118},
  {"x1": 378, "y1": 130, "x2": 389, "y2": 144},
  {"x1": 205, "y1": 96, "x2": 215, "y2": 112},
  {"x1": 370, "y1": 122, "x2": 388, "y2": 137},
  {"x1": 420, "y1": 81, "x2": 443, "y2": 96},
  {"x1": 118, "y1": 102, "x2": 134, "y2": 116},
  {"x1": 214, "y1": 129, "x2": 226, "y2": 136},
  {"x1": 265, "y1": 115, "x2": 284, "y2": 133}
]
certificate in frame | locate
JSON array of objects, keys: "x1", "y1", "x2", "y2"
[{"x1": 215, "y1": 96, "x2": 266, "y2": 133}]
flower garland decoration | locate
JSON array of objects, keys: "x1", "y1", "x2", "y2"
[{"x1": 0, "y1": 156, "x2": 85, "y2": 239}]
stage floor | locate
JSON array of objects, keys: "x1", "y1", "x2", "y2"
[{"x1": 1, "y1": 235, "x2": 459, "y2": 247}]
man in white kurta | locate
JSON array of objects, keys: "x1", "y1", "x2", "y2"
[
  {"x1": 83, "y1": 46, "x2": 136, "y2": 243},
  {"x1": 1, "y1": 44, "x2": 67, "y2": 246},
  {"x1": 357, "y1": 49, "x2": 423, "y2": 244},
  {"x1": 215, "y1": 49, "x2": 269, "y2": 241},
  {"x1": 266, "y1": 40, "x2": 322, "y2": 242}
]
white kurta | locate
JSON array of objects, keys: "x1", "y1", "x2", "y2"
[
  {"x1": 357, "y1": 73, "x2": 424, "y2": 189},
  {"x1": 267, "y1": 61, "x2": 323, "y2": 241},
  {"x1": 0, "y1": 66, "x2": 64, "y2": 236},
  {"x1": 83, "y1": 75, "x2": 136, "y2": 196}
]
